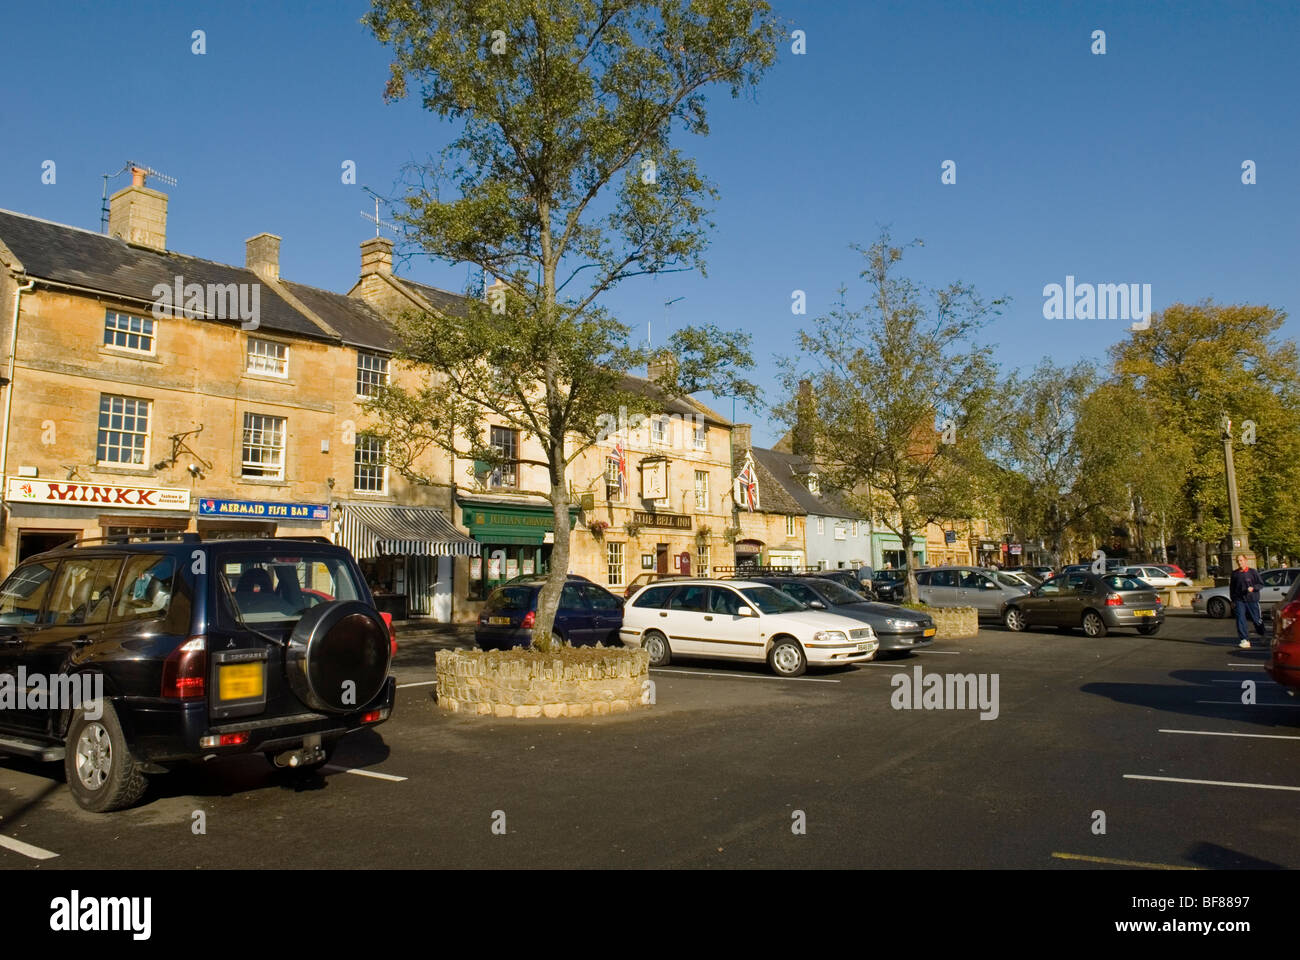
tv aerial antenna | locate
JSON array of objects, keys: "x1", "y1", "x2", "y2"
[
  {"x1": 361, "y1": 186, "x2": 399, "y2": 237},
  {"x1": 100, "y1": 162, "x2": 178, "y2": 233}
]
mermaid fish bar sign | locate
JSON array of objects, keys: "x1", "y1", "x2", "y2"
[
  {"x1": 198, "y1": 498, "x2": 329, "y2": 521},
  {"x1": 5, "y1": 478, "x2": 190, "y2": 509}
]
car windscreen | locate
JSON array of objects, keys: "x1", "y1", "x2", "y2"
[
  {"x1": 219, "y1": 552, "x2": 364, "y2": 624},
  {"x1": 995, "y1": 573, "x2": 1026, "y2": 588},
  {"x1": 740, "y1": 586, "x2": 807, "y2": 614},
  {"x1": 806, "y1": 579, "x2": 867, "y2": 605}
]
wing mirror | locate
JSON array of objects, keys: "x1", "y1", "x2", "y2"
[
  {"x1": 738, "y1": 606, "x2": 757, "y2": 617},
  {"x1": 808, "y1": 600, "x2": 825, "y2": 609}
]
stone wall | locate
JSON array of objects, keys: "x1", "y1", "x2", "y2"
[
  {"x1": 436, "y1": 648, "x2": 651, "y2": 718},
  {"x1": 925, "y1": 606, "x2": 979, "y2": 639}
]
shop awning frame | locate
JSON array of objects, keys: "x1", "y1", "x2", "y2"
[{"x1": 336, "y1": 503, "x2": 480, "y2": 559}]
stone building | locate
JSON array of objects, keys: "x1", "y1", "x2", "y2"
[{"x1": 0, "y1": 172, "x2": 477, "y2": 621}]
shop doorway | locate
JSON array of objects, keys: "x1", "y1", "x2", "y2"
[
  {"x1": 656, "y1": 543, "x2": 668, "y2": 573},
  {"x1": 17, "y1": 530, "x2": 77, "y2": 562}
]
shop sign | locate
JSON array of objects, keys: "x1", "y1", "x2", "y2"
[
  {"x1": 640, "y1": 460, "x2": 669, "y2": 500},
  {"x1": 6, "y1": 478, "x2": 189, "y2": 510},
  {"x1": 199, "y1": 498, "x2": 329, "y2": 521},
  {"x1": 945, "y1": 530, "x2": 957, "y2": 543},
  {"x1": 1010, "y1": 543, "x2": 1023, "y2": 555}
]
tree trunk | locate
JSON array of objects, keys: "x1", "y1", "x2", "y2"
[
  {"x1": 533, "y1": 437, "x2": 571, "y2": 651},
  {"x1": 1194, "y1": 505, "x2": 1207, "y2": 579},
  {"x1": 902, "y1": 522, "x2": 918, "y2": 603}
]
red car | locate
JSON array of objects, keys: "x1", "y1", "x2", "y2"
[
  {"x1": 1268, "y1": 579, "x2": 1300, "y2": 692},
  {"x1": 1155, "y1": 563, "x2": 1189, "y2": 579}
]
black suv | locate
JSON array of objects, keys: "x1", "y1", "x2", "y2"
[{"x1": 0, "y1": 535, "x2": 395, "y2": 811}]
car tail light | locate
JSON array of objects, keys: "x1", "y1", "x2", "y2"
[
  {"x1": 162, "y1": 636, "x2": 206, "y2": 699},
  {"x1": 1105, "y1": 593, "x2": 1123, "y2": 606},
  {"x1": 200, "y1": 732, "x2": 250, "y2": 747},
  {"x1": 380, "y1": 612, "x2": 397, "y2": 656},
  {"x1": 1279, "y1": 601, "x2": 1300, "y2": 636},
  {"x1": 521, "y1": 610, "x2": 535, "y2": 629},
  {"x1": 362, "y1": 708, "x2": 389, "y2": 724}
]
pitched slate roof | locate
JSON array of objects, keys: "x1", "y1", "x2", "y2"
[
  {"x1": 613, "y1": 372, "x2": 731, "y2": 428},
  {"x1": 751, "y1": 446, "x2": 861, "y2": 520},
  {"x1": 399, "y1": 278, "x2": 471, "y2": 319},
  {"x1": 0, "y1": 209, "x2": 346, "y2": 342},
  {"x1": 280, "y1": 280, "x2": 395, "y2": 352},
  {"x1": 733, "y1": 443, "x2": 804, "y2": 516}
]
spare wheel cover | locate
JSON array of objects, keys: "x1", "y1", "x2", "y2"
[{"x1": 286, "y1": 600, "x2": 390, "y2": 714}]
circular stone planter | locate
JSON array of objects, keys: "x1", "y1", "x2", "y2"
[{"x1": 435, "y1": 647, "x2": 651, "y2": 719}]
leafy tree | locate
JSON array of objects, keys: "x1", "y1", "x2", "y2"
[
  {"x1": 776, "y1": 233, "x2": 1003, "y2": 602},
  {"x1": 1109, "y1": 301, "x2": 1300, "y2": 577},
  {"x1": 362, "y1": 0, "x2": 779, "y2": 648}
]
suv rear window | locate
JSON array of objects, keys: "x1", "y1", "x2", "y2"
[
  {"x1": 0, "y1": 560, "x2": 57, "y2": 625},
  {"x1": 219, "y1": 552, "x2": 363, "y2": 624}
]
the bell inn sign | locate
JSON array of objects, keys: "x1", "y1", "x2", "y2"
[{"x1": 4, "y1": 478, "x2": 191, "y2": 510}]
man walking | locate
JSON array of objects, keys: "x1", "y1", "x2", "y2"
[{"x1": 1230, "y1": 554, "x2": 1266, "y2": 649}]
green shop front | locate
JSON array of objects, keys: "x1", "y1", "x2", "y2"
[
  {"x1": 458, "y1": 496, "x2": 579, "y2": 600},
  {"x1": 871, "y1": 531, "x2": 926, "y2": 571}
]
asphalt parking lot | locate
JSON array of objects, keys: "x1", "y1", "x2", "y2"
[{"x1": 1, "y1": 611, "x2": 1297, "y2": 869}]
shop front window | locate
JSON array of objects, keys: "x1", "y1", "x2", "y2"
[{"x1": 468, "y1": 544, "x2": 549, "y2": 600}]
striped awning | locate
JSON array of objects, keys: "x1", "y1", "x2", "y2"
[{"x1": 336, "y1": 503, "x2": 480, "y2": 558}]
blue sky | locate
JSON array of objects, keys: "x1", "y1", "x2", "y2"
[{"x1": 2, "y1": 0, "x2": 1296, "y2": 446}]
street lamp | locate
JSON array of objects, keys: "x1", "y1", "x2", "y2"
[{"x1": 1220, "y1": 412, "x2": 1254, "y2": 569}]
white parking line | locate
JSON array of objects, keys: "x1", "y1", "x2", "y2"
[
  {"x1": 1159, "y1": 728, "x2": 1300, "y2": 741},
  {"x1": 913, "y1": 649, "x2": 960, "y2": 655},
  {"x1": 1194, "y1": 700, "x2": 1300, "y2": 707},
  {"x1": 396, "y1": 680, "x2": 436, "y2": 689},
  {"x1": 0, "y1": 834, "x2": 58, "y2": 860},
  {"x1": 1227, "y1": 663, "x2": 1263, "y2": 667},
  {"x1": 322, "y1": 765, "x2": 408, "y2": 782},
  {"x1": 1125, "y1": 774, "x2": 1300, "y2": 792},
  {"x1": 650, "y1": 668, "x2": 840, "y2": 684}
]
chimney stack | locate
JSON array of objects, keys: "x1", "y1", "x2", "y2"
[
  {"x1": 733, "y1": 423, "x2": 752, "y2": 454},
  {"x1": 360, "y1": 237, "x2": 393, "y2": 277},
  {"x1": 245, "y1": 233, "x2": 281, "y2": 280},
  {"x1": 108, "y1": 167, "x2": 168, "y2": 251},
  {"x1": 793, "y1": 379, "x2": 816, "y2": 458},
  {"x1": 648, "y1": 350, "x2": 679, "y2": 384}
]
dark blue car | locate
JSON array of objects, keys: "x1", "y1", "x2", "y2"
[{"x1": 475, "y1": 576, "x2": 625, "y2": 649}]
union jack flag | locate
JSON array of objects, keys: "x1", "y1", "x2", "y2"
[
  {"x1": 608, "y1": 436, "x2": 628, "y2": 497},
  {"x1": 737, "y1": 454, "x2": 758, "y2": 511}
]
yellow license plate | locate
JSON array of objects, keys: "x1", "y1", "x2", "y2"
[
  {"x1": 490, "y1": 616, "x2": 513, "y2": 625},
  {"x1": 1134, "y1": 609, "x2": 1155, "y2": 617},
  {"x1": 923, "y1": 628, "x2": 937, "y2": 637},
  {"x1": 219, "y1": 663, "x2": 264, "y2": 700}
]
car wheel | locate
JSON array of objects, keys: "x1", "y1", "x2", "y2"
[
  {"x1": 1082, "y1": 611, "x2": 1108, "y2": 638},
  {"x1": 1138, "y1": 622, "x2": 1161, "y2": 636},
  {"x1": 642, "y1": 630, "x2": 671, "y2": 667},
  {"x1": 768, "y1": 637, "x2": 807, "y2": 677},
  {"x1": 65, "y1": 700, "x2": 148, "y2": 813},
  {"x1": 1207, "y1": 597, "x2": 1229, "y2": 619},
  {"x1": 551, "y1": 630, "x2": 564, "y2": 648},
  {"x1": 1004, "y1": 608, "x2": 1026, "y2": 632}
]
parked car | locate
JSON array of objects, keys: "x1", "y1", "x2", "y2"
[
  {"x1": 1154, "y1": 563, "x2": 1190, "y2": 579},
  {"x1": 1002, "y1": 571, "x2": 1164, "y2": 637},
  {"x1": 620, "y1": 579, "x2": 878, "y2": 676},
  {"x1": 872, "y1": 569, "x2": 907, "y2": 602},
  {"x1": 753, "y1": 576, "x2": 936, "y2": 655},
  {"x1": 915, "y1": 566, "x2": 1030, "y2": 618},
  {"x1": 1193, "y1": 568, "x2": 1300, "y2": 618},
  {"x1": 811, "y1": 568, "x2": 876, "y2": 600},
  {"x1": 477, "y1": 576, "x2": 624, "y2": 648},
  {"x1": 0, "y1": 535, "x2": 396, "y2": 811},
  {"x1": 1018, "y1": 565, "x2": 1055, "y2": 580},
  {"x1": 1268, "y1": 576, "x2": 1300, "y2": 692},
  {"x1": 997, "y1": 570, "x2": 1042, "y2": 590},
  {"x1": 1117, "y1": 565, "x2": 1193, "y2": 589},
  {"x1": 621, "y1": 572, "x2": 689, "y2": 599}
]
